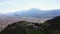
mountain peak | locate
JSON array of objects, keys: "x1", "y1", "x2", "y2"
[{"x1": 29, "y1": 8, "x2": 41, "y2": 11}]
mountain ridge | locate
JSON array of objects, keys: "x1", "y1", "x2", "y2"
[{"x1": 7, "y1": 8, "x2": 60, "y2": 18}]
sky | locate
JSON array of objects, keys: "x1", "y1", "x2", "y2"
[{"x1": 0, "y1": 0, "x2": 60, "y2": 13}]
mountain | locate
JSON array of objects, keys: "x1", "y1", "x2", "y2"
[
  {"x1": 0, "y1": 8, "x2": 60, "y2": 31},
  {"x1": 8, "y1": 8, "x2": 60, "y2": 18}
]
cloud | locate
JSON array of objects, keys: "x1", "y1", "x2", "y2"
[{"x1": 0, "y1": 0, "x2": 60, "y2": 13}]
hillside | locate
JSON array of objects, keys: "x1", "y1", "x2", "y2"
[{"x1": 0, "y1": 8, "x2": 60, "y2": 31}]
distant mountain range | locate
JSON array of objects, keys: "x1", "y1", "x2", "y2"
[
  {"x1": 7, "y1": 8, "x2": 60, "y2": 18},
  {"x1": 0, "y1": 8, "x2": 60, "y2": 30}
]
